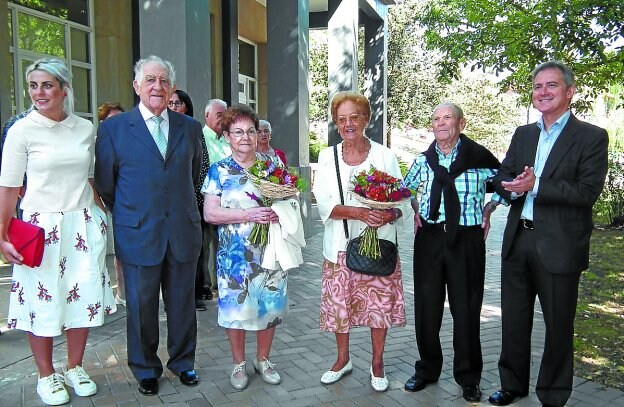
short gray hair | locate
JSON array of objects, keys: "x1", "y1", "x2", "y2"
[
  {"x1": 134, "y1": 55, "x2": 176, "y2": 86},
  {"x1": 259, "y1": 119, "x2": 272, "y2": 132},
  {"x1": 532, "y1": 61, "x2": 575, "y2": 87},
  {"x1": 433, "y1": 102, "x2": 464, "y2": 120},
  {"x1": 25, "y1": 58, "x2": 74, "y2": 113},
  {"x1": 204, "y1": 99, "x2": 227, "y2": 115}
]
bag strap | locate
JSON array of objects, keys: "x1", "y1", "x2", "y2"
[
  {"x1": 334, "y1": 145, "x2": 349, "y2": 240},
  {"x1": 333, "y1": 145, "x2": 399, "y2": 246}
]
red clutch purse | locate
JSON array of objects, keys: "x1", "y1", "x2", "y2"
[{"x1": 7, "y1": 218, "x2": 45, "y2": 268}]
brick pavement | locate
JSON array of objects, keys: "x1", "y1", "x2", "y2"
[{"x1": 0, "y1": 206, "x2": 623, "y2": 406}]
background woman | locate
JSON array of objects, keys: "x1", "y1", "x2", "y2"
[
  {"x1": 169, "y1": 89, "x2": 212, "y2": 311},
  {"x1": 169, "y1": 89, "x2": 194, "y2": 116},
  {"x1": 202, "y1": 105, "x2": 286, "y2": 391},
  {"x1": 0, "y1": 59, "x2": 115, "y2": 405},
  {"x1": 97, "y1": 102, "x2": 125, "y2": 307},
  {"x1": 312, "y1": 91, "x2": 409, "y2": 392},
  {"x1": 257, "y1": 120, "x2": 287, "y2": 165}
]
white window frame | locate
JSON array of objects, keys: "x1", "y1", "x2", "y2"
[
  {"x1": 8, "y1": 1, "x2": 96, "y2": 121},
  {"x1": 238, "y1": 37, "x2": 258, "y2": 111}
]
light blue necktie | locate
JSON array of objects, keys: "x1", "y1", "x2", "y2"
[{"x1": 150, "y1": 116, "x2": 167, "y2": 158}]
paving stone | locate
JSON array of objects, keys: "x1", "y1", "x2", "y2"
[{"x1": 0, "y1": 205, "x2": 621, "y2": 406}]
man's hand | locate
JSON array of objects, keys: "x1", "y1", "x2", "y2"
[
  {"x1": 414, "y1": 213, "x2": 423, "y2": 235},
  {"x1": 481, "y1": 203, "x2": 495, "y2": 240},
  {"x1": 501, "y1": 166, "x2": 535, "y2": 194}
]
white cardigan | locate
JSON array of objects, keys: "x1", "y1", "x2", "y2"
[{"x1": 312, "y1": 139, "x2": 412, "y2": 263}]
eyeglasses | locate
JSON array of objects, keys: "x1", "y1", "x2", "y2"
[
  {"x1": 168, "y1": 101, "x2": 183, "y2": 108},
  {"x1": 228, "y1": 128, "x2": 258, "y2": 138},
  {"x1": 336, "y1": 113, "x2": 363, "y2": 125}
]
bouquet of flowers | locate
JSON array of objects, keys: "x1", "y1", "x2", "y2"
[
  {"x1": 350, "y1": 166, "x2": 413, "y2": 259},
  {"x1": 245, "y1": 159, "x2": 307, "y2": 246}
]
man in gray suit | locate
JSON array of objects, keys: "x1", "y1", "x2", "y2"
[
  {"x1": 95, "y1": 55, "x2": 203, "y2": 396},
  {"x1": 488, "y1": 61, "x2": 609, "y2": 407}
]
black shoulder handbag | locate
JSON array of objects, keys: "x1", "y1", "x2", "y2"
[{"x1": 333, "y1": 146, "x2": 398, "y2": 277}]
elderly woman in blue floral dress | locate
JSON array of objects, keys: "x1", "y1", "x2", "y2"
[{"x1": 202, "y1": 105, "x2": 286, "y2": 391}]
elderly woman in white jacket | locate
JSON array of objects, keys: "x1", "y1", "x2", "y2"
[{"x1": 313, "y1": 91, "x2": 411, "y2": 392}]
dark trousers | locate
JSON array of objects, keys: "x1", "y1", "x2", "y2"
[
  {"x1": 123, "y1": 244, "x2": 198, "y2": 380},
  {"x1": 195, "y1": 221, "x2": 211, "y2": 299},
  {"x1": 413, "y1": 222, "x2": 485, "y2": 387},
  {"x1": 498, "y1": 227, "x2": 580, "y2": 407}
]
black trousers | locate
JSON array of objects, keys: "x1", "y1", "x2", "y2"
[
  {"x1": 413, "y1": 222, "x2": 485, "y2": 386},
  {"x1": 498, "y1": 227, "x2": 581, "y2": 407},
  {"x1": 195, "y1": 221, "x2": 211, "y2": 299}
]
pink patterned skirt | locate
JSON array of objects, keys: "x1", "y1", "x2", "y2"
[{"x1": 320, "y1": 251, "x2": 406, "y2": 333}]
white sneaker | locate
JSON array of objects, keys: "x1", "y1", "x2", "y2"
[
  {"x1": 114, "y1": 294, "x2": 126, "y2": 307},
  {"x1": 37, "y1": 373, "x2": 69, "y2": 405},
  {"x1": 64, "y1": 365, "x2": 97, "y2": 396}
]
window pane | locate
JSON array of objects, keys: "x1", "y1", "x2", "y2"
[
  {"x1": 12, "y1": 0, "x2": 89, "y2": 25},
  {"x1": 21, "y1": 58, "x2": 36, "y2": 110},
  {"x1": 9, "y1": 57, "x2": 15, "y2": 114},
  {"x1": 70, "y1": 28, "x2": 89, "y2": 62},
  {"x1": 18, "y1": 12, "x2": 65, "y2": 57},
  {"x1": 8, "y1": 11, "x2": 13, "y2": 44},
  {"x1": 238, "y1": 40, "x2": 255, "y2": 77},
  {"x1": 72, "y1": 66, "x2": 91, "y2": 113}
]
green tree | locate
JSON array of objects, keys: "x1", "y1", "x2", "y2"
[
  {"x1": 387, "y1": 0, "x2": 442, "y2": 129},
  {"x1": 415, "y1": 0, "x2": 624, "y2": 110},
  {"x1": 444, "y1": 74, "x2": 523, "y2": 155},
  {"x1": 309, "y1": 30, "x2": 329, "y2": 123}
]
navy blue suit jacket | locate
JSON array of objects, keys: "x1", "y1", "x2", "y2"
[{"x1": 94, "y1": 106, "x2": 203, "y2": 266}]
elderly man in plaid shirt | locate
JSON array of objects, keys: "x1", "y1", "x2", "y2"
[{"x1": 403, "y1": 102, "x2": 504, "y2": 403}]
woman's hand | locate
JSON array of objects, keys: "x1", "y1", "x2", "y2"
[
  {"x1": 361, "y1": 208, "x2": 395, "y2": 227},
  {"x1": 248, "y1": 207, "x2": 278, "y2": 224},
  {"x1": 0, "y1": 240, "x2": 23, "y2": 265}
]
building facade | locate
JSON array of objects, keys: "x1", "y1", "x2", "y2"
[{"x1": 0, "y1": 0, "x2": 394, "y2": 230}]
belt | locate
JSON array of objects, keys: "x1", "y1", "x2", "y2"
[
  {"x1": 421, "y1": 217, "x2": 481, "y2": 232},
  {"x1": 520, "y1": 219, "x2": 534, "y2": 230}
]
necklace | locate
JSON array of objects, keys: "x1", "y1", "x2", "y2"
[{"x1": 342, "y1": 138, "x2": 371, "y2": 166}]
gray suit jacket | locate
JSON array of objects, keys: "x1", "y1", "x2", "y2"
[{"x1": 493, "y1": 114, "x2": 608, "y2": 274}]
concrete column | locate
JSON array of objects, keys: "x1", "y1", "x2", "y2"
[
  {"x1": 363, "y1": 16, "x2": 387, "y2": 145},
  {"x1": 136, "y1": 0, "x2": 211, "y2": 122},
  {"x1": 266, "y1": 0, "x2": 313, "y2": 236},
  {"x1": 327, "y1": 0, "x2": 358, "y2": 146},
  {"x1": 222, "y1": 0, "x2": 239, "y2": 106}
]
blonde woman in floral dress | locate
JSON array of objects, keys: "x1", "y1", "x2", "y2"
[
  {"x1": 0, "y1": 59, "x2": 115, "y2": 405},
  {"x1": 313, "y1": 91, "x2": 410, "y2": 392}
]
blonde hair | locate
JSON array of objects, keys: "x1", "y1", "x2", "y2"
[
  {"x1": 25, "y1": 58, "x2": 74, "y2": 113},
  {"x1": 330, "y1": 91, "x2": 371, "y2": 123}
]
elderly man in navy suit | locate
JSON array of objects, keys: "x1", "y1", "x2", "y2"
[
  {"x1": 488, "y1": 61, "x2": 608, "y2": 407},
  {"x1": 95, "y1": 55, "x2": 203, "y2": 396}
]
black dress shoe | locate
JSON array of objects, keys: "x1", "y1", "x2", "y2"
[
  {"x1": 404, "y1": 375, "x2": 436, "y2": 392},
  {"x1": 138, "y1": 378, "x2": 158, "y2": 396},
  {"x1": 179, "y1": 370, "x2": 199, "y2": 386},
  {"x1": 462, "y1": 384, "x2": 482, "y2": 402},
  {"x1": 488, "y1": 389, "x2": 528, "y2": 406},
  {"x1": 195, "y1": 299, "x2": 207, "y2": 311}
]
